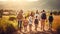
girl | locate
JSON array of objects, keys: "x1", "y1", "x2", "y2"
[
  {"x1": 23, "y1": 17, "x2": 28, "y2": 32},
  {"x1": 29, "y1": 15, "x2": 33, "y2": 32},
  {"x1": 17, "y1": 10, "x2": 23, "y2": 32}
]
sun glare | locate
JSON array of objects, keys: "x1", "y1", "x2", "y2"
[
  {"x1": 0, "y1": 0, "x2": 38, "y2": 2},
  {"x1": 0, "y1": 0, "x2": 8, "y2": 1},
  {"x1": 27, "y1": 0, "x2": 38, "y2": 2}
]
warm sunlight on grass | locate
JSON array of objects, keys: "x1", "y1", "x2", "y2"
[{"x1": 52, "y1": 15, "x2": 60, "y2": 30}]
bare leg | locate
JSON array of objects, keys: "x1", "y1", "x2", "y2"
[
  {"x1": 43, "y1": 22, "x2": 45, "y2": 31},
  {"x1": 29, "y1": 24, "x2": 32, "y2": 32},
  {"x1": 35, "y1": 24, "x2": 38, "y2": 31}
]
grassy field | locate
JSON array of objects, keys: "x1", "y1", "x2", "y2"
[
  {"x1": 52, "y1": 15, "x2": 60, "y2": 31},
  {"x1": 0, "y1": 15, "x2": 60, "y2": 32}
]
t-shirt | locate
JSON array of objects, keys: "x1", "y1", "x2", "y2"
[
  {"x1": 17, "y1": 12, "x2": 23, "y2": 20},
  {"x1": 49, "y1": 15, "x2": 53, "y2": 22},
  {"x1": 29, "y1": 16, "x2": 33, "y2": 24},
  {"x1": 34, "y1": 14, "x2": 40, "y2": 19},
  {"x1": 23, "y1": 19, "x2": 28, "y2": 26}
]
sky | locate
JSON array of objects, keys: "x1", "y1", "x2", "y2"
[{"x1": 0, "y1": 0, "x2": 60, "y2": 11}]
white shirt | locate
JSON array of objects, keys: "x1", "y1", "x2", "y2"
[
  {"x1": 29, "y1": 16, "x2": 33, "y2": 24},
  {"x1": 34, "y1": 14, "x2": 40, "y2": 20}
]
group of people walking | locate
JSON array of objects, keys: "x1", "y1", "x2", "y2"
[{"x1": 17, "y1": 10, "x2": 54, "y2": 32}]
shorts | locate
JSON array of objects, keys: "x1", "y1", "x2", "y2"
[
  {"x1": 34, "y1": 22, "x2": 38, "y2": 25},
  {"x1": 24, "y1": 25, "x2": 27, "y2": 27},
  {"x1": 49, "y1": 22, "x2": 52, "y2": 25},
  {"x1": 49, "y1": 22, "x2": 53, "y2": 24},
  {"x1": 29, "y1": 24, "x2": 32, "y2": 27},
  {"x1": 41, "y1": 19, "x2": 45, "y2": 26},
  {"x1": 18, "y1": 20, "x2": 22, "y2": 28}
]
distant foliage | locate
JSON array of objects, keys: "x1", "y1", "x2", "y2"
[{"x1": 52, "y1": 11, "x2": 60, "y2": 15}]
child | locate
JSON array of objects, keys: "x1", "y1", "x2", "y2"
[
  {"x1": 34, "y1": 16, "x2": 39, "y2": 31},
  {"x1": 23, "y1": 17, "x2": 28, "y2": 32},
  {"x1": 41, "y1": 10, "x2": 47, "y2": 31},
  {"x1": 48, "y1": 12, "x2": 53, "y2": 31},
  {"x1": 17, "y1": 10, "x2": 23, "y2": 32},
  {"x1": 29, "y1": 16, "x2": 33, "y2": 32}
]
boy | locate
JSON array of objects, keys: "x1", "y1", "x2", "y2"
[
  {"x1": 41, "y1": 10, "x2": 47, "y2": 31},
  {"x1": 48, "y1": 12, "x2": 53, "y2": 31},
  {"x1": 34, "y1": 16, "x2": 39, "y2": 31}
]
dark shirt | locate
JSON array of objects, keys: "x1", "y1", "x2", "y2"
[
  {"x1": 49, "y1": 15, "x2": 53, "y2": 22},
  {"x1": 34, "y1": 18, "x2": 38, "y2": 24}
]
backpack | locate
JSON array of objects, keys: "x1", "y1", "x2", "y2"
[
  {"x1": 41, "y1": 13, "x2": 46, "y2": 19},
  {"x1": 34, "y1": 18, "x2": 38, "y2": 24}
]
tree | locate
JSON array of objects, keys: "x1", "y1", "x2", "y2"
[
  {"x1": 58, "y1": 11, "x2": 60, "y2": 15},
  {"x1": 53, "y1": 11, "x2": 57, "y2": 15}
]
